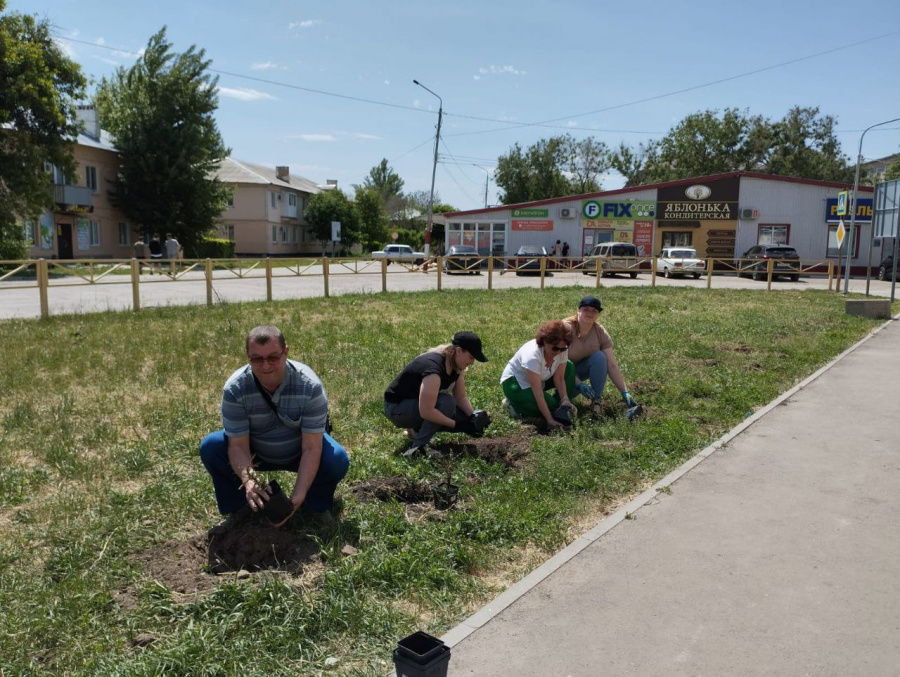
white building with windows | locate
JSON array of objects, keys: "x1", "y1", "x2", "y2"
[
  {"x1": 24, "y1": 105, "x2": 133, "y2": 260},
  {"x1": 213, "y1": 158, "x2": 329, "y2": 257},
  {"x1": 444, "y1": 172, "x2": 880, "y2": 275}
]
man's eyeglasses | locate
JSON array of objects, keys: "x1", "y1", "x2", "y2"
[
  {"x1": 550, "y1": 344, "x2": 569, "y2": 353},
  {"x1": 249, "y1": 351, "x2": 285, "y2": 366}
]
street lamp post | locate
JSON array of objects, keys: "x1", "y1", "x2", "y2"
[
  {"x1": 846, "y1": 116, "x2": 900, "y2": 294},
  {"x1": 473, "y1": 165, "x2": 490, "y2": 208},
  {"x1": 413, "y1": 79, "x2": 443, "y2": 257}
]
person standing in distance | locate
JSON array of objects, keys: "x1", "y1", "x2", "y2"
[{"x1": 199, "y1": 325, "x2": 350, "y2": 529}]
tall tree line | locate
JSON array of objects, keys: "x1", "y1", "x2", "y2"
[{"x1": 494, "y1": 106, "x2": 856, "y2": 204}]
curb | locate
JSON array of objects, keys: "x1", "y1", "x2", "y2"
[{"x1": 436, "y1": 314, "x2": 899, "y2": 650}]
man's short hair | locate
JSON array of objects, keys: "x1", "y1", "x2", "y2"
[{"x1": 246, "y1": 325, "x2": 286, "y2": 352}]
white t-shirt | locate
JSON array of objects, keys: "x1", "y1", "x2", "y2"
[{"x1": 500, "y1": 339, "x2": 568, "y2": 390}]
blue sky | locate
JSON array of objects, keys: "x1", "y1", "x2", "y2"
[{"x1": 19, "y1": 0, "x2": 900, "y2": 210}]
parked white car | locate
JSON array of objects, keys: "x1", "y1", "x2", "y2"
[
  {"x1": 656, "y1": 247, "x2": 705, "y2": 279},
  {"x1": 370, "y1": 244, "x2": 426, "y2": 265}
]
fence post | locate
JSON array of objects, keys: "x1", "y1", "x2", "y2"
[
  {"x1": 828, "y1": 261, "x2": 835, "y2": 291},
  {"x1": 651, "y1": 257, "x2": 657, "y2": 287},
  {"x1": 206, "y1": 258, "x2": 213, "y2": 307},
  {"x1": 706, "y1": 258, "x2": 713, "y2": 289},
  {"x1": 266, "y1": 257, "x2": 272, "y2": 302},
  {"x1": 540, "y1": 256, "x2": 546, "y2": 290},
  {"x1": 38, "y1": 259, "x2": 49, "y2": 319},
  {"x1": 130, "y1": 258, "x2": 141, "y2": 311},
  {"x1": 381, "y1": 258, "x2": 388, "y2": 293},
  {"x1": 766, "y1": 258, "x2": 774, "y2": 290},
  {"x1": 488, "y1": 256, "x2": 494, "y2": 290},
  {"x1": 595, "y1": 257, "x2": 601, "y2": 288},
  {"x1": 436, "y1": 256, "x2": 442, "y2": 291},
  {"x1": 323, "y1": 257, "x2": 330, "y2": 298}
]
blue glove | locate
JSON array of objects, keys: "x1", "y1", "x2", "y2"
[
  {"x1": 621, "y1": 390, "x2": 636, "y2": 407},
  {"x1": 575, "y1": 382, "x2": 596, "y2": 400}
]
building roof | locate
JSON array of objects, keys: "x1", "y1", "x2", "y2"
[
  {"x1": 446, "y1": 171, "x2": 873, "y2": 217},
  {"x1": 214, "y1": 157, "x2": 321, "y2": 194},
  {"x1": 77, "y1": 129, "x2": 118, "y2": 153}
]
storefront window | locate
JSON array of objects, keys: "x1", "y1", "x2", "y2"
[
  {"x1": 661, "y1": 232, "x2": 693, "y2": 248},
  {"x1": 758, "y1": 224, "x2": 789, "y2": 245},
  {"x1": 827, "y1": 225, "x2": 860, "y2": 258}
]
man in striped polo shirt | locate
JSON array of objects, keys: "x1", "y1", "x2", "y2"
[{"x1": 200, "y1": 325, "x2": 350, "y2": 529}]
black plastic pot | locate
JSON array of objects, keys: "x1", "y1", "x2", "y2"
[
  {"x1": 394, "y1": 631, "x2": 451, "y2": 677},
  {"x1": 261, "y1": 479, "x2": 294, "y2": 523},
  {"x1": 432, "y1": 482, "x2": 458, "y2": 510}
]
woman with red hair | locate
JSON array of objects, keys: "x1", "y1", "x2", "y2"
[{"x1": 501, "y1": 320, "x2": 576, "y2": 428}]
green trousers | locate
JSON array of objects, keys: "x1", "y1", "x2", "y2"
[{"x1": 502, "y1": 361, "x2": 576, "y2": 418}]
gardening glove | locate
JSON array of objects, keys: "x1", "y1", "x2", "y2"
[
  {"x1": 471, "y1": 409, "x2": 492, "y2": 435},
  {"x1": 575, "y1": 382, "x2": 596, "y2": 400},
  {"x1": 621, "y1": 391, "x2": 637, "y2": 408},
  {"x1": 455, "y1": 416, "x2": 480, "y2": 437}
]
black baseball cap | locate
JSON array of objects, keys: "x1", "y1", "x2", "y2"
[
  {"x1": 452, "y1": 331, "x2": 488, "y2": 362},
  {"x1": 578, "y1": 296, "x2": 603, "y2": 312}
]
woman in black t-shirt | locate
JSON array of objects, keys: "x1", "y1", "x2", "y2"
[{"x1": 384, "y1": 331, "x2": 489, "y2": 457}]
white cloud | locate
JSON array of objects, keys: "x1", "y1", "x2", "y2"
[
  {"x1": 251, "y1": 61, "x2": 279, "y2": 71},
  {"x1": 217, "y1": 86, "x2": 278, "y2": 102},
  {"x1": 95, "y1": 37, "x2": 106, "y2": 46},
  {"x1": 384, "y1": 79, "x2": 390, "y2": 86},
  {"x1": 289, "y1": 19, "x2": 322, "y2": 29},
  {"x1": 351, "y1": 132, "x2": 380, "y2": 140},
  {"x1": 290, "y1": 134, "x2": 337, "y2": 142},
  {"x1": 476, "y1": 64, "x2": 526, "y2": 77},
  {"x1": 473, "y1": 75, "x2": 481, "y2": 81},
  {"x1": 566, "y1": 120, "x2": 578, "y2": 128}
]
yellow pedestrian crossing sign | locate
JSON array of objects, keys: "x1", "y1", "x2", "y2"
[
  {"x1": 836, "y1": 219, "x2": 846, "y2": 247},
  {"x1": 837, "y1": 191, "x2": 848, "y2": 216}
]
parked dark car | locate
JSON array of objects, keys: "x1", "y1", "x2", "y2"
[
  {"x1": 737, "y1": 245, "x2": 800, "y2": 281},
  {"x1": 445, "y1": 244, "x2": 481, "y2": 274},
  {"x1": 508, "y1": 245, "x2": 550, "y2": 275},
  {"x1": 877, "y1": 253, "x2": 897, "y2": 281}
]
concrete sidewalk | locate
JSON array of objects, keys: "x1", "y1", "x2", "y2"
[{"x1": 439, "y1": 317, "x2": 900, "y2": 676}]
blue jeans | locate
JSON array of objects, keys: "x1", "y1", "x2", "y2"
[
  {"x1": 575, "y1": 350, "x2": 608, "y2": 400},
  {"x1": 199, "y1": 430, "x2": 350, "y2": 515}
]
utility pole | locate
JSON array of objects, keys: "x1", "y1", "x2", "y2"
[
  {"x1": 413, "y1": 79, "x2": 442, "y2": 257},
  {"x1": 473, "y1": 165, "x2": 490, "y2": 208}
]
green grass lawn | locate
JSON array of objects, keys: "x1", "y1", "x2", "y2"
[{"x1": 0, "y1": 286, "x2": 889, "y2": 676}]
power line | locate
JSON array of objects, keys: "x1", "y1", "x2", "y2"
[
  {"x1": 54, "y1": 34, "x2": 431, "y2": 116},
  {"x1": 445, "y1": 29, "x2": 900, "y2": 138}
]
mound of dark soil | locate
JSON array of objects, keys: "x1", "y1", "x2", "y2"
[
  {"x1": 430, "y1": 433, "x2": 533, "y2": 468},
  {"x1": 349, "y1": 476, "x2": 433, "y2": 503},
  {"x1": 127, "y1": 519, "x2": 320, "y2": 596}
]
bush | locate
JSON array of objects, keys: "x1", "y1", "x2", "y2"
[
  {"x1": 191, "y1": 237, "x2": 235, "y2": 259},
  {"x1": 0, "y1": 219, "x2": 27, "y2": 262}
]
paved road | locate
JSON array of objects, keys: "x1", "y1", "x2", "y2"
[
  {"x1": 432, "y1": 316, "x2": 900, "y2": 676},
  {"x1": 1, "y1": 264, "x2": 896, "y2": 320}
]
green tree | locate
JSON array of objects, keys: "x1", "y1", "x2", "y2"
[
  {"x1": 93, "y1": 27, "x2": 230, "y2": 253},
  {"x1": 0, "y1": 0, "x2": 86, "y2": 251},
  {"x1": 764, "y1": 106, "x2": 853, "y2": 182},
  {"x1": 362, "y1": 158, "x2": 405, "y2": 218},
  {"x1": 495, "y1": 136, "x2": 573, "y2": 204},
  {"x1": 304, "y1": 189, "x2": 359, "y2": 253},
  {"x1": 564, "y1": 136, "x2": 609, "y2": 194},
  {"x1": 881, "y1": 160, "x2": 900, "y2": 182},
  {"x1": 609, "y1": 140, "x2": 660, "y2": 187},
  {"x1": 646, "y1": 108, "x2": 770, "y2": 182},
  {"x1": 353, "y1": 186, "x2": 388, "y2": 251}
]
